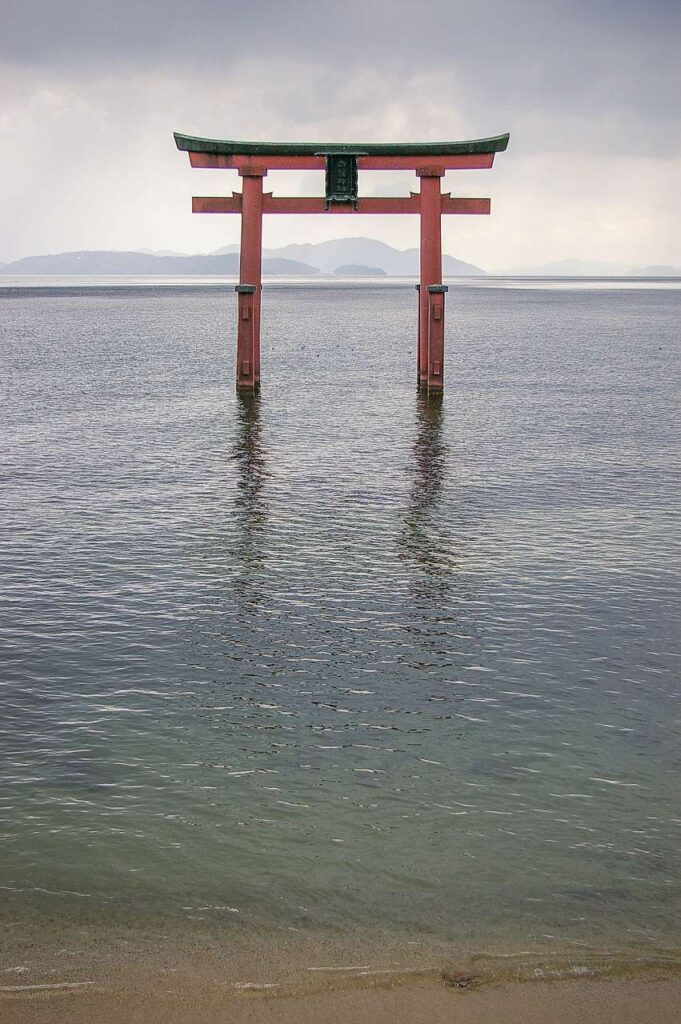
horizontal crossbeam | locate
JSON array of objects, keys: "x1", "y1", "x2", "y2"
[
  {"x1": 187, "y1": 153, "x2": 496, "y2": 172},
  {"x1": 192, "y1": 195, "x2": 490, "y2": 215}
]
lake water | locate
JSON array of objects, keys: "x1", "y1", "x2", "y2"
[{"x1": 1, "y1": 278, "x2": 680, "y2": 973}]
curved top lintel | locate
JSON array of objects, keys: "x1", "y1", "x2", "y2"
[{"x1": 173, "y1": 132, "x2": 510, "y2": 157}]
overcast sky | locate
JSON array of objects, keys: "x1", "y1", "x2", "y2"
[{"x1": 2, "y1": 0, "x2": 680, "y2": 269}]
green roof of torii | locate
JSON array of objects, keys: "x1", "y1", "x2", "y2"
[{"x1": 174, "y1": 132, "x2": 510, "y2": 156}]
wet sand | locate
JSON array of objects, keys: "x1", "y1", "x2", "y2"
[
  {"x1": 3, "y1": 922, "x2": 681, "y2": 1024},
  {"x1": 5, "y1": 974, "x2": 681, "y2": 1024}
]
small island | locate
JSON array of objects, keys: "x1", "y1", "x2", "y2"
[{"x1": 333, "y1": 263, "x2": 387, "y2": 277}]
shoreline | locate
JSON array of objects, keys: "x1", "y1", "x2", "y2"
[
  {"x1": 5, "y1": 967, "x2": 681, "y2": 1024},
  {"x1": 3, "y1": 920, "x2": 681, "y2": 1023}
]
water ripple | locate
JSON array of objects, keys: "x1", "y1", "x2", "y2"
[{"x1": 1, "y1": 281, "x2": 680, "y2": 954}]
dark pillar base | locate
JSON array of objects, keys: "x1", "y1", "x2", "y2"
[
  {"x1": 235, "y1": 284, "x2": 259, "y2": 391},
  {"x1": 425, "y1": 285, "x2": 448, "y2": 392}
]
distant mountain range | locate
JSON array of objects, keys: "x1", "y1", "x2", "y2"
[
  {"x1": 1, "y1": 244, "x2": 678, "y2": 278},
  {"x1": 0, "y1": 238, "x2": 484, "y2": 277},
  {"x1": 0, "y1": 250, "x2": 321, "y2": 277},
  {"x1": 213, "y1": 238, "x2": 483, "y2": 276},
  {"x1": 506, "y1": 258, "x2": 681, "y2": 277}
]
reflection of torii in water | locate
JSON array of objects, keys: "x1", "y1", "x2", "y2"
[
  {"x1": 399, "y1": 391, "x2": 475, "y2": 607},
  {"x1": 231, "y1": 392, "x2": 268, "y2": 578},
  {"x1": 174, "y1": 131, "x2": 509, "y2": 393},
  {"x1": 400, "y1": 392, "x2": 448, "y2": 585}
]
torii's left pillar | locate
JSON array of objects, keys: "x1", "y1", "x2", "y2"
[{"x1": 235, "y1": 169, "x2": 264, "y2": 390}]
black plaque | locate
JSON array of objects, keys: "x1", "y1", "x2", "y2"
[{"x1": 325, "y1": 154, "x2": 358, "y2": 207}]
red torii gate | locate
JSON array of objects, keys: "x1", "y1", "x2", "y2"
[{"x1": 174, "y1": 132, "x2": 509, "y2": 393}]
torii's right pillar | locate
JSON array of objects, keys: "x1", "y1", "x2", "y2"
[
  {"x1": 235, "y1": 168, "x2": 264, "y2": 391},
  {"x1": 417, "y1": 168, "x2": 445, "y2": 392}
]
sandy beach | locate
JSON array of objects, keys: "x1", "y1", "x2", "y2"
[
  {"x1": 6, "y1": 969, "x2": 681, "y2": 1024},
  {"x1": 3, "y1": 921, "x2": 681, "y2": 1024}
]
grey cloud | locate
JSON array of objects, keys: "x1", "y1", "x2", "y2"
[
  {"x1": 1, "y1": 0, "x2": 679, "y2": 264},
  {"x1": 2, "y1": 0, "x2": 679, "y2": 155}
]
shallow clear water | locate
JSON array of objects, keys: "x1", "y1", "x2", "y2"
[{"x1": 1, "y1": 280, "x2": 680, "y2": 958}]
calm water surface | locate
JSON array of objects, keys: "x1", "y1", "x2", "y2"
[{"x1": 1, "y1": 280, "x2": 680, "y2": 960}]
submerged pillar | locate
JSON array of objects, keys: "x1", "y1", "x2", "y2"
[
  {"x1": 236, "y1": 170, "x2": 264, "y2": 390},
  {"x1": 426, "y1": 285, "x2": 448, "y2": 391},
  {"x1": 417, "y1": 169, "x2": 444, "y2": 386},
  {"x1": 415, "y1": 283, "x2": 421, "y2": 380}
]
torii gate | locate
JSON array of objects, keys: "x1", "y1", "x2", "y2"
[{"x1": 174, "y1": 132, "x2": 509, "y2": 392}]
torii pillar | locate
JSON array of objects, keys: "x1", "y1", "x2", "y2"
[
  {"x1": 235, "y1": 169, "x2": 264, "y2": 389},
  {"x1": 418, "y1": 169, "x2": 445, "y2": 390}
]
